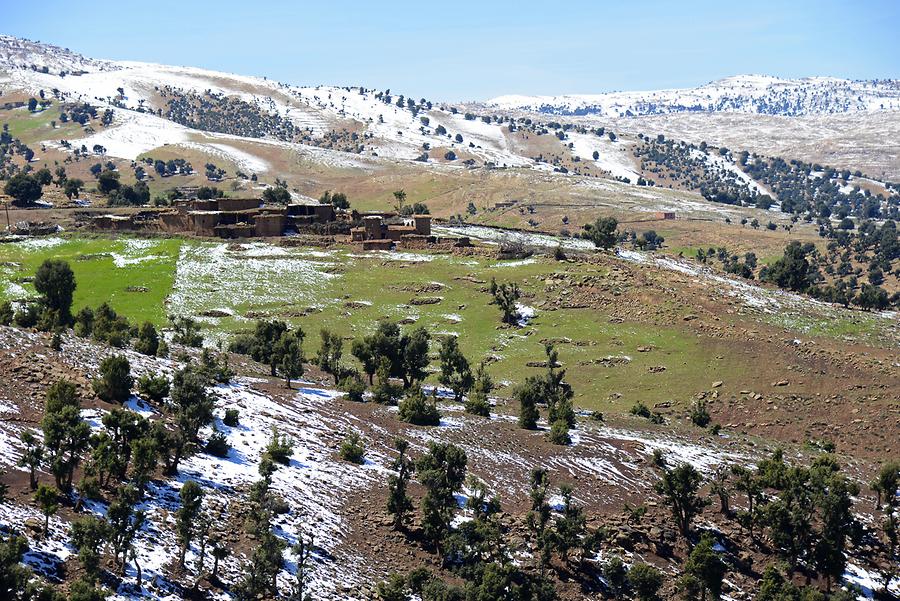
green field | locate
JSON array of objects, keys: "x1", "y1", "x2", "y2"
[
  {"x1": 0, "y1": 235, "x2": 734, "y2": 409},
  {"x1": 0, "y1": 236, "x2": 181, "y2": 324},
  {"x1": 1, "y1": 102, "x2": 85, "y2": 145}
]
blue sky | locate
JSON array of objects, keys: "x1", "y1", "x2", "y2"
[{"x1": 4, "y1": 0, "x2": 898, "y2": 100}]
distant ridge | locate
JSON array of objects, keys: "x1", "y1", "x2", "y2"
[{"x1": 487, "y1": 75, "x2": 900, "y2": 117}]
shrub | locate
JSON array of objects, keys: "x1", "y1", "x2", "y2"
[
  {"x1": 205, "y1": 429, "x2": 231, "y2": 458},
  {"x1": 339, "y1": 431, "x2": 365, "y2": 464},
  {"x1": 548, "y1": 419, "x2": 571, "y2": 445},
  {"x1": 628, "y1": 562, "x2": 663, "y2": 601},
  {"x1": 690, "y1": 400, "x2": 711, "y2": 427},
  {"x1": 0, "y1": 301, "x2": 13, "y2": 325},
  {"x1": 223, "y1": 408, "x2": 240, "y2": 427},
  {"x1": 137, "y1": 374, "x2": 170, "y2": 402},
  {"x1": 397, "y1": 388, "x2": 441, "y2": 426},
  {"x1": 630, "y1": 402, "x2": 651, "y2": 418},
  {"x1": 133, "y1": 322, "x2": 159, "y2": 356},
  {"x1": 93, "y1": 355, "x2": 133, "y2": 403},
  {"x1": 14, "y1": 304, "x2": 38, "y2": 328},
  {"x1": 50, "y1": 331, "x2": 62, "y2": 351},
  {"x1": 339, "y1": 373, "x2": 366, "y2": 402},
  {"x1": 265, "y1": 428, "x2": 294, "y2": 465},
  {"x1": 464, "y1": 393, "x2": 490, "y2": 417}
]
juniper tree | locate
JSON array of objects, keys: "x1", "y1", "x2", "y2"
[
  {"x1": 710, "y1": 465, "x2": 732, "y2": 515},
  {"x1": 872, "y1": 460, "x2": 899, "y2": 510},
  {"x1": 584, "y1": 216, "x2": 619, "y2": 249},
  {"x1": 137, "y1": 373, "x2": 169, "y2": 403},
  {"x1": 464, "y1": 360, "x2": 493, "y2": 417},
  {"x1": 170, "y1": 366, "x2": 215, "y2": 470},
  {"x1": 92, "y1": 354, "x2": 133, "y2": 403},
  {"x1": 176, "y1": 480, "x2": 204, "y2": 569},
  {"x1": 371, "y1": 357, "x2": 400, "y2": 405},
  {"x1": 42, "y1": 380, "x2": 90, "y2": 491},
  {"x1": 275, "y1": 330, "x2": 304, "y2": 388},
  {"x1": 315, "y1": 328, "x2": 343, "y2": 383},
  {"x1": 682, "y1": 533, "x2": 726, "y2": 601},
  {"x1": 438, "y1": 335, "x2": 473, "y2": 403},
  {"x1": 339, "y1": 430, "x2": 365, "y2": 464},
  {"x1": 171, "y1": 315, "x2": 203, "y2": 347},
  {"x1": 290, "y1": 531, "x2": 315, "y2": 601},
  {"x1": 129, "y1": 434, "x2": 157, "y2": 495},
  {"x1": 17, "y1": 429, "x2": 44, "y2": 490},
  {"x1": 0, "y1": 535, "x2": 34, "y2": 599},
  {"x1": 33, "y1": 259, "x2": 76, "y2": 327},
  {"x1": 515, "y1": 375, "x2": 542, "y2": 430},
  {"x1": 387, "y1": 438, "x2": 414, "y2": 530},
  {"x1": 400, "y1": 326, "x2": 430, "y2": 387},
  {"x1": 811, "y1": 461, "x2": 859, "y2": 591},
  {"x1": 133, "y1": 322, "x2": 159, "y2": 356},
  {"x1": 526, "y1": 468, "x2": 553, "y2": 576},
  {"x1": 553, "y1": 483, "x2": 586, "y2": 565},
  {"x1": 628, "y1": 562, "x2": 664, "y2": 601},
  {"x1": 416, "y1": 442, "x2": 467, "y2": 552},
  {"x1": 397, "y1": 387, "x2": 441, "y2": 426},
  {"x1": 234, "y1": 529, "x2": 285, "y2": 599},
  {"x1": 210, "y1": 534, "x2": 229, "y2": 580},
  {"x1": 107, "y1": 485, "x2": 145, "y2": 575},
  {"x1": 730, "y1": 465, "x2": 762, "y2": 538},
  {"x1": 69, "y1": 515, "x2": 109, "y2": 583},
  {"x1": 229, "y1": 319, "x2": 288, "y2": 375},
  {"x1": 655, "y1": 463, "x2": 708, "y2": 538},
  {"x1": 491, "y1": 281, "x2": 521, "y2": 325},
  {"x1": 872, "y1": 460, "x2": 899, "y2": 585},
  {"x1": 101, "y1": 408, "x2": 148, "y2": 481},
  {"x1": 34, "y1": 484, "x2": 58, "y2": 539}
]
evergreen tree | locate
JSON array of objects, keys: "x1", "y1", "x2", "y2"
[
  {"x1": 416, "y1": 442, "x2": 467, "y2": 552},
  {"x1": 92, "y1": 354, "x2": 133, "y2": 403},
  {"x1": 655, "y1": 463, "x2": 708, "y2": 537},
  {"x1": 387, "y1": 438, "x2": 414, "y2": 530},
  {"x1": 107, "y1": 485, "x2": 145, "y2": 574},
  {"x1": 42, "y1": 380, "x2": 90, "y2": 491},
  {"x1": 397, "y1": 387, "x2": 441, "y2": 426},
  {"x1": 33, "y1": 259, "x2": 76, "y2": 327},
  {"x1": 34, "y1": 484, "x2": 58, "y2": 538},
  {"x1": 584, "y1": 216, "x2": 619, "y2": 249},
  {"x1": 628, "y1": 563, "x2": 664, "y2": 601},
  {"x1": 553, "y1": 483, "x2": 586, "y2": 564},
  {"x1": 682, "y1": 533, "x2": 726, "y2": 600},
  {"x1": 464, "y1": 361, "x2": 493, "y2": 417},
  {"x1": 17, "y1": 429, "x2": 44, "y2": 490},
  {"x1": 438, "y1": 336, "x2": 473, "y2": 403},
  {"x1": 315, "y1": 328, "x2": 343, "y2": 383},
  {"x1": 176, "y1": 480, "x2": 204, "y2": 569},
  {"x1": 515, "y1": 375, "x2": 542, "y2": 430},
  {"x1": 133, "y1": 322, "x2": 159, "y2": 356},
  {"x1": 491, "y1": 281, "x2": 521, "y2": 325},
  {"x1": 70, "y1": 515, "x2": 109, "y2": 583},
  {"x1": 274, "y1": 330, "x2": 304, "y2": 388}
]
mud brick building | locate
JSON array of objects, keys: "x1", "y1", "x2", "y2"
[{"x1": 158, "y1": 198, "x2": 336, "y2": 238}]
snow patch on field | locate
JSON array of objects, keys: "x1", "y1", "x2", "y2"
[
  {"x1": 568, "y1": 132, "x2": 641, "y2": 182},
  {"x1": 169, "y1": 241, "x2": 342, "y2": 323}
]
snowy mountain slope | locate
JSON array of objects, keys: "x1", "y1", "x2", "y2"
[
  {"x1": 487, "y1": 75, "x2": 900, "y2": 117},
  {"x1": 3, "y1": 34, "x2": 898, "y2": 215},
  {"x1": 0, "y1": 35, "x2": 532, "y2": 170}
]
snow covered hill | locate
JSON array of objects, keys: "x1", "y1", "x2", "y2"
[
  {"x1": 0, "y1": 35, "x2": 531, "y2": 169},
  {"x1": 2, "y1": 34, "x2": 898, "y2": 206},
  {"x1": 487, "y1": 75, "x2": 900, "y2": 117}
]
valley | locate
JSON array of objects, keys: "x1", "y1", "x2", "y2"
[{"x1": 0, "y1": 31, "x2": 897, "y2": 601}]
